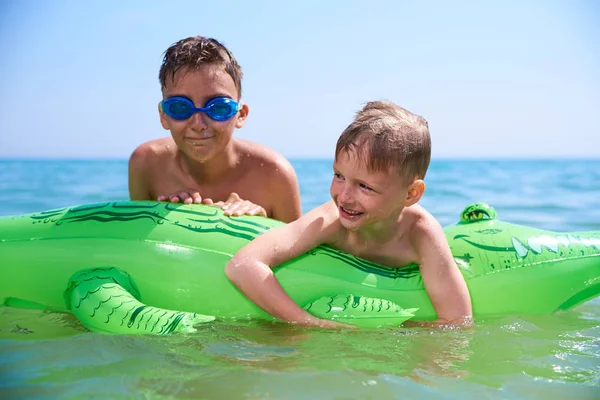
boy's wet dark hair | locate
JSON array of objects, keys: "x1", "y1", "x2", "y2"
[
  {"x1": 159, "y1": 36, "x2": 243, "y2": 98},
  {"x1": 335, "y1": 101, "x2": 431, "y2": 184}
]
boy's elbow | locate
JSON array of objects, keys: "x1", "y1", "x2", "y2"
[
  {"x1": 224, "y1": 258, "x2": 239, "y2": 282},
  {"x1": 225, "y1": 254, "x2": 272, "y2": 288},
  {"x1": 225, "y1": 255, "x2": 251, "y2": 285}
]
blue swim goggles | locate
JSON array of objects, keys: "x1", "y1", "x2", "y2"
[{"x1": 161, "y1": 96, "x2": 240, "y2": 121}]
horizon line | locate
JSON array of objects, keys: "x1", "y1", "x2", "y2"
[{"x1": 1, "y1": 156, "x2": 599, "y2": 162}]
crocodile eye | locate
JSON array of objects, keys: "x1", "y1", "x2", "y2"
[
  {"x1": 469, "y1": 211, "x2": 487, "y2": 220},
  {"x1": 460, "y1": 203, "x2": 497, "y2": 224}
]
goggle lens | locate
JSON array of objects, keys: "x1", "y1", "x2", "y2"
[{"x1": 167, "y1": 100, "x2": 193, "y2": 120}]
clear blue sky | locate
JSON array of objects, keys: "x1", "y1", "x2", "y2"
[{"x1": 0, "y1": 0, "x2": 598, "y2": 159}]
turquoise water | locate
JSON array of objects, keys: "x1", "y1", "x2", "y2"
[{"x1": 1, "y1": 158, "x2": 599, "y2": 399}]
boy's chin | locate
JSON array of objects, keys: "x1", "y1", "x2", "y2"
[
  {"x1": 182, "y1": 147, "x2": 218, "y2": 163},
  {"x1": 339, "y1": 215, "x2": 366, "y2": 230}
]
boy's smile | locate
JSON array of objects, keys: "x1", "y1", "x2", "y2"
[
  {"x1": 339, "y1": 206, "x2": 363, "y2": 220},
  {"x1": 185, "y1": 134, "x2": 215, "y2": 147}
]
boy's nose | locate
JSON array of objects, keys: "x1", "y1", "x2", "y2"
[
  {"x1": 190, "y1": 111, "x2": 208, "y2": 129},
  {"x1": 337, "y1": 185, "x2": 354, "y2": 204}
]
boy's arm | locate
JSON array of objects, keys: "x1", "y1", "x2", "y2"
[
  {"x1": 128, "y1": 146, "x2": 152, "y2": 200},
  {"x1": 225, "y1": 202, "x2": 345, "y2": 328},
  {"x1": 412, "y1": 217, "x2": 473, "y2": 327}
]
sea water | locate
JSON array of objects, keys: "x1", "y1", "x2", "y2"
[{"x1": 0, "y1": 158, "x2": 599, "y2": 399}]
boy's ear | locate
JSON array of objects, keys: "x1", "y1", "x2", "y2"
[
  {"x1": 404, "y1": 179, "x2": 425, "y2": 207},
  {"x1": 158, "y1": 102, "x2": 169, "y2": 130},
  {"x1": 235, "y1": 103, "x2": 250, "y2": 128}
]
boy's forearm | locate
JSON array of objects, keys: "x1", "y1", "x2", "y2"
[{"x1": 225, "y1": 259, "x2": 318, "y2": 325}]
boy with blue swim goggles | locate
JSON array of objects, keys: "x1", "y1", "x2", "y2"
[
  {"x1": 128, "y1": 35, "x2": 302, "y2": 224},
  {"x1": 161, "y1": 96, "x2": 240, "y2": 121}
]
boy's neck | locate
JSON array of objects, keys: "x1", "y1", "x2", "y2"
[
  {"x1": 177, "y1": 142, "x2": 239, "y2": 184},
  {"x1": 346, "y1": 210, "x2": 407, "y2": 245}
]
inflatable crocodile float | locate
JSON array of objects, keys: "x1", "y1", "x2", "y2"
[{"x1": 0, "y1": 201, "x2": 598, "y2": 334}]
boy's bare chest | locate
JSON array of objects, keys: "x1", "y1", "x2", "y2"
[{"x1": 333, "y1": 238, "x2": 418, "y2": 269}]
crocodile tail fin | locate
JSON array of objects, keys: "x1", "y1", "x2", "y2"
[{"x1": 64, "y1": 267, "x2": 214, "y2": 335}]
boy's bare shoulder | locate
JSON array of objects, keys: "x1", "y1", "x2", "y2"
[
  {"x1": 235, "y1": 139, "x2": 293, "y2": 168},
  {"x1": 308, "y1": 200, "x2": 340, "y2": 222},
  {"x1": 234, "y1": 139, "x2": 297, "y2": 182},
  {"x1": 310, "y1": 201, "x2": 346, "y2": 244},
  {"x1": 406, "y1": 205, "x2": 443, "y2": 234},
  {"x1": 129, "y1": 137, "x2": 177, "y2": 169},
  {"x1": 405, "y1": 205, "x2": 448, "y2": 256}
]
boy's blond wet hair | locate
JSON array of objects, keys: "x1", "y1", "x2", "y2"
[
  {"x1": 159, "y1": 36, "x2": 243, "y2": 98},
  {"x1": 335, "y1": 101, "x2": 431, "y2": 185}
]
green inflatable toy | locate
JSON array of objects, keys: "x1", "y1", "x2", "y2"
[{"x1": 0, "y1": 201, "x2": 599, "y2": 334}]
